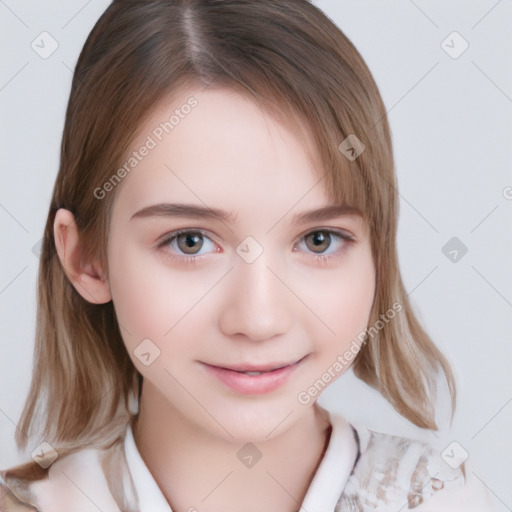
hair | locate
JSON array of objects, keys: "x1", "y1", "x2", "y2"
[{"x1": 14, "y1": 0, "x2": 455, "y2": 508}]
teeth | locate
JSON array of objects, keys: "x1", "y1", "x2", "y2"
[{"x1": 244, "y1": 371, "x2": 263, "y2": 375}]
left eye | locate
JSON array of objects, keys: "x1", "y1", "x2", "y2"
[{"x1": 295, "y1": 230, "x2": 352, "y2": 255}]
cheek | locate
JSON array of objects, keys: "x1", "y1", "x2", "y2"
[
  {"x1": 107, "y1": 241, "x2": 175, "y2": 345},
  {"x1": 107, "y1": 241, "x2": 219, "y2": 348},
  {"x1": 307, "y1": 247, "x2": 375, "y2": 350}
]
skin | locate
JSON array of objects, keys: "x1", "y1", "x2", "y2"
[{"x1": 54, "y1": 86, "x2": 376, "y2": 512}]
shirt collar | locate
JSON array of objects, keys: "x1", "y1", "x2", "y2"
[
  {"x1": 124, "y1": 409, "x2": 358, "y2": 512},
  {"x1": 124, "y1": 422, "x2": 173, "y2": 511},
  {"x1": 300, "y1": 408, "x2": 359, "y2": 512}
]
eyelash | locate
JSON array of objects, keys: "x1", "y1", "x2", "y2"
[{"x1": 156, "y1": 228, "x2": 356, "y2": 266}]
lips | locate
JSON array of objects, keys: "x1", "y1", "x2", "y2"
[
  {"x1": 218, "y1": 360, "x2": 301, "y2": 374},
  {"x1": 202, "y1": 356, "x2": 306, "y2": 394}
]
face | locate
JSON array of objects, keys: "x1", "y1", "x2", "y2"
[{"x1": 105, "y1": 86, "x2": 375, "y2": 441}]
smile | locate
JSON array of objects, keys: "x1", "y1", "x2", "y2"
[{"x1": 201, "y1": 356, "x2": 307, "y2": 395}]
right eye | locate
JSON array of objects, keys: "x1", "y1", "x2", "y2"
[{"x1": 157, "y1": 229, "x2": 220, "y2": 262}]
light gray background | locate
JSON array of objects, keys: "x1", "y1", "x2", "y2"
[{"x1": 1, "y1": 1, "x2": 511, "y2": 510}]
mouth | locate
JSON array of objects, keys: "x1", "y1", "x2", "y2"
[
  {"x1": 201, "y1": 356, "x2": 307, "y2": 394},
  {"x1": 217, "y1": 358, "x2": 305, "y2": 374}
]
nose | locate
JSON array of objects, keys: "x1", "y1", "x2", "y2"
[{"x1": 217, "y1": 251, "x2": 293, "y2": 342}]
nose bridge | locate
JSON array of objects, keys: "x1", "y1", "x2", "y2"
[
  {"x1": 241, "y1": 251, "x2": 279, "y2": 304},
  {"x1": 236, "y1": 234, "x2": 282, "y2": 300},
  {"x1": 218, "y1": 243, "x2": 292, "y2": 340}
]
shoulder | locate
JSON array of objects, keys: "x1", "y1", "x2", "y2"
[
  {"x1": 337, "y1": 425, "x2": 493, "y2": 511},
  {"x1": 1, "y1": 460, "x2": 45, "y2": 511},
  {"x1": 1, "y1": 446, "x2": 122, "y2": 512}
]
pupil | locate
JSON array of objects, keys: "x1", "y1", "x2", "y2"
[
  {"x1": 313, "y1": 232, "x2": 324, "y2": 245},
  {"x1": 179, "y1": 233, "x2": 202, "y2": 254},
  {"x1": 310, "y1": 231, "x2": 330, "y2": 252},
  {"x1": 186, "y1": 234, "x2": 199, "y2": 247}
]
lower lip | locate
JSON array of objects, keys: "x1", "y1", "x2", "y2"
[{"x1": 203, "y1": 360, "x2": 303, "y2": 395}]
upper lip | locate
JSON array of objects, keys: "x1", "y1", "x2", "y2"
[{"x1": 205, "y1": 356, "x2": 306, "y2": 373}]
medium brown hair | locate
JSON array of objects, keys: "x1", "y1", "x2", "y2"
[{"x1": 16, "y1": 0, "x2": 455, "y2": 505}]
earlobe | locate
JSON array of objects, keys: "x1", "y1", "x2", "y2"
[{"x1": 53, "y1": 208, "x2": 112, "y2": 304}]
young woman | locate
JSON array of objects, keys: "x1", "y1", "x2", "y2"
[{"x1": 0, "y1": 1, "x2": 491, "y2": 510}]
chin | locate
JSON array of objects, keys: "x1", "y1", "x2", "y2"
[{"x1": 196, "y1": 396, "x2": 310, "y2": 443}]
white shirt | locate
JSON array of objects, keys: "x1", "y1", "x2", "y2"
[
  {"x1": 124, "y1": 410, "x2": 359, "y2": 512},
  {"x1": 0, "y1": 409, "x2": 493, "y2": 511}
]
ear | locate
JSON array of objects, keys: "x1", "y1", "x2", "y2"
[{"x1": 53, "y1": 208, "x2": 112, "y2": 304}]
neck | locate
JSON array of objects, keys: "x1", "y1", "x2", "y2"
[{"x1": 132, "y1": 379, "x2": 332, "y2": 512}]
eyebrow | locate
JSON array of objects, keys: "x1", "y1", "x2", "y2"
[{"x1": 130, "y1": 202, "x2": 362, "y2": 224}]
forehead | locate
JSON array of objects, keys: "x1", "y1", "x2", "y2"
[{"x1": 111, "y1": 86, "x2": 335, "y2": 222}]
